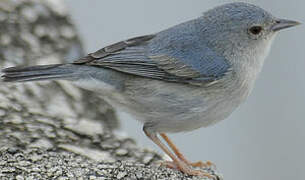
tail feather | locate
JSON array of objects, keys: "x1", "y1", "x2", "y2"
[{"x1": 1, "y1": 64, "x2": 76, "y2": 82}]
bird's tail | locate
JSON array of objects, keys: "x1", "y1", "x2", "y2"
[{"x1": 1, "y1": 64, "x2": 79, "y2": 82}]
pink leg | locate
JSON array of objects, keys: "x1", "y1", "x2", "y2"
[
  {"x1": 143, "y1": 128, "x2": 214, "y2": 178},
  {"x1": 160, "y1": 133, "x2": 215, "y2": 169}
]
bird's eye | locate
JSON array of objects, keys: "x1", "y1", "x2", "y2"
[{"x1": 249, "y1": 26, "x2": 263, "y2": 35}]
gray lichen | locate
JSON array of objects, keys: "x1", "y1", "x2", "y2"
[{"x1": 0, "y1": 147, "x2": 220, "y2": 180}]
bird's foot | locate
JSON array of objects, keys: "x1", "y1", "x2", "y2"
[
  {"x1": 161, "y1": 161, "x2": 217, "y2": 179},
  {"x1": 186, "y1": 160, "x2": 216, "y2": 169},
  {"x1": 161, "y1": 161, "x2": 177, "y2": 169}
]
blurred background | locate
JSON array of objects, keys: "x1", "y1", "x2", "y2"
[{"x1": 65, "y1": 0, "x2": 304, "y2": 179}]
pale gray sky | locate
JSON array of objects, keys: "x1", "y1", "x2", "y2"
[{"x1": 66, "y1": 1, "x2": 305, "y2": 179}]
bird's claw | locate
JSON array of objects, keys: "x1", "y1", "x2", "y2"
[
  {"x1": 161, "y1": 160, "x2": 177, "y2": 169},
  {"x1": 188, "y1": 160, "x2": 216, "y2": 169},
  {"x1": 160, "y1": 161, "x2": 218, "y2": 179}
]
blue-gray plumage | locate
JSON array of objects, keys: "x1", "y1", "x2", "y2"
[{"x1": 1, "y1": 2, "x2": 300, "y2": 178}]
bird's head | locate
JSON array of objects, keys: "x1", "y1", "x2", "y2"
[{"x1": 199, "y1": 2, "x2": 300, "y2": 65}]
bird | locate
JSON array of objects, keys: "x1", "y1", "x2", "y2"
[{"x1": 1, "y1": 2, "x2": 300, "y2": 178}]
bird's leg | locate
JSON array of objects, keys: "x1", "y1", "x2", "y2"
[
  {"x1": 160, "y1": 133, "x2": 215, "y2": 169},
  {"x1": 143, "y1": 127, "x2": 214, "y2": 178}
]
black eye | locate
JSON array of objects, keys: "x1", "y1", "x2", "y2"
[{"x1": 249, "y1": 26, "x2": 263, "y2": 35}]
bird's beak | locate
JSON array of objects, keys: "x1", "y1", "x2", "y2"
[{"x1": 272, "y1": 19, "x2": 301, "y2": 32}]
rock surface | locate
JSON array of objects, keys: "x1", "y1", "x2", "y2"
[{"x1": 0, "y1": 0, "x2": 221, "y2": 179}]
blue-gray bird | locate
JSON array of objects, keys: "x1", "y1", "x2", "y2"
[{"x1": 1, "y1": 2, "x2": 300, "y2": 178}]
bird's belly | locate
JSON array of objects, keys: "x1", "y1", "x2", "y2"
[
  {"x1": 122, "y1": 79, "x2": 251, "y2": 133},
  {"x1": 102, "y1": 92, "x2": 242, "y2": 133},
  {"x1": 140, "y1": 97, "x2": 241, "y2": 133},
  {"x1": 74, "y1": 75, "x2": 253, "y2": 133}
]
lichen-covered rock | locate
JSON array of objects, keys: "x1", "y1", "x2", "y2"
[
  {"x1": 0, "y1": 148, "x2": 221, "y2": 180},
  {"x1": 0, "y1": 0, "x2": 118, "y2": 144},
  {"x1": 0, "y1": 0, "x2": 221, "y2": 179}
]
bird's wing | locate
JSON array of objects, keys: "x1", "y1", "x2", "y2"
[{"x1": 73, "y1": 34, "x2": 231, "y2": 86}]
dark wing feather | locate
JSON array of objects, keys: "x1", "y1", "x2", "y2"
[
  {"x1": 73, "y1": 34, "x2": 231, "y2": 85},
  {"x1": 74, "y1": 35, "x2": 156, "y2": 64}
]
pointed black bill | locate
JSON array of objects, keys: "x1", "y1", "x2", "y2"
[{"x1": 272, "y1": 19, "x2": 301, "y2": 32}]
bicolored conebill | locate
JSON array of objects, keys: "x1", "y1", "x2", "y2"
[{"x1": 1, "y1": 2, "x2": 300, "y2": 178}]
